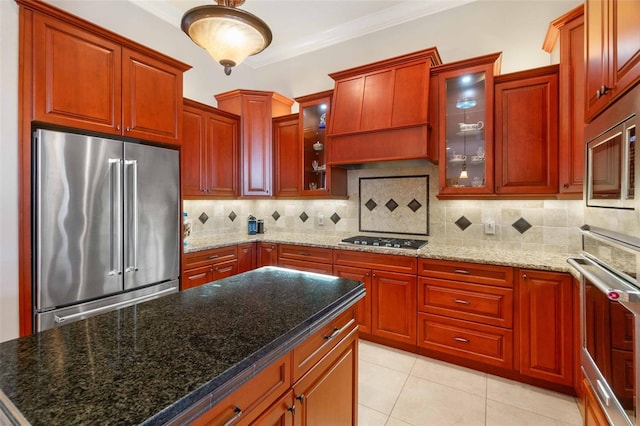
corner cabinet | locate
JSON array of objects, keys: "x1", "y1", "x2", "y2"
[
  {"x1": 327, "y1": 47, "x2": 442, "y2": 165},
  {"x1": 585, "y1": 0, "x2": 640, "y2": 122},
  {"x1": 182, "y1": 99, "x2": 240, "y2": 197},
  {"x1": 433, "y1": 53, "x2": 502, "y2": 197},
  {"x1": 295, "y1": 91, "x2": 347, "y2": 197},
  {"x1": 216, "y1": 90, "x2": 293, "y2": 197},
  {"x1": 29, "y1": 9, "x2": 189, "y2": 146},
  {"x1": 494, "y1": 65, "x2": 559, "y2": 195}
]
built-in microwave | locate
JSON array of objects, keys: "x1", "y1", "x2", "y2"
[{"x1": 586, "y1": 114, "x2": 637, "y2": 209}]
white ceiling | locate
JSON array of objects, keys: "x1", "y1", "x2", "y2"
[{"x1": 129, "y1": 0, "x2": 477, "y2": 68}]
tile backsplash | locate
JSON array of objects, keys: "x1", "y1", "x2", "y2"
[{"x1": 184, "y1": 162, "x2": 584, "y2": 253}]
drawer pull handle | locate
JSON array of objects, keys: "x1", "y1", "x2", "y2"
[
  {"x1": 453, "y1": 337, "x2": 470, "y2": 343},
  {"x1": 324, "y1": 327, "x2": 341, "y2": 340},
  {"x1": 454, "y1": 299, "x2": 471, "y2": 305},
  {"x1": 453, "y1": 269, "x2": 470, "y2": 275},
  {"x1": 298, "y1": 251, "x2": 310, "y2": 256},
  {"x1": 188, "y1": 273, "x2": 207, "y2": 280},
  {"x1": 222, "y1": 406, "x2": 242, "y2": 426},
  {"x1": 208, "y1": 255, "x2": 219, "y2": 259}
]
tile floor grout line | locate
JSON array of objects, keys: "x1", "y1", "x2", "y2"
[{"x1": 385, "y1": 364, "x2": 415, "y2": 426}]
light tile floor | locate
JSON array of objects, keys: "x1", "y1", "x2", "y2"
[{"x1": 358, "y1": 340, "x2": 583, "y2": 426}]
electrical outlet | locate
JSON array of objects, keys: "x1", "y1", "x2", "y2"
[
  {"x1": 484, "y1": 220, "x2": 495, "y2": 235},
  {"x1": 318, "y1": 214, "x2": 324, "y2": 226}
]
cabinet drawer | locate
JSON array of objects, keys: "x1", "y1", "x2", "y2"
[
  {"x1": 184, "y1": 246, "x2": 238, "y2": 269},
  {"x1": 192, "y1": 353, "x2": 291, "y2": 426},
  {"x1": 418, "y1": 313, "x2": 513, "y2": 369},
  {"x1": 277, "y1": 258, "x2": 334, "y2": 275},
  {"x1": 333, "y1": 249, "x2": 417, "y2": 274},
  {"x1": 292, "y1": 308, "x2": 356, "y2": 382},
  {"x1": 278, "y1": 244, "x2": 333, "y2": 264},
  {"x1": 212, "y1": 259, "x2": 238, "y2": 281},
  {"x1": 183, "y1": 265, "x2": 213, "y2": 290},
  {"x1": 418, "y1": 259, "x2": 513, "y2": 288},
  {"x1": 418, "y1": 277, "x2": 513, "y2": 328}
]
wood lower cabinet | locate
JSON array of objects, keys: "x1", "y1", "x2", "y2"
[
  {"x1": 517, "y1": 269, "x2": 573, "y2": 386},
  {"x1": 494, "y1": 65, "x2": 559, "y2": 195},
  {"x1": 583, "y1": 378, "x2": 611, "y2": 426},
  {"x1": 182, "y1": 246, "x2": 238, "y2": 290},
  {"x1": 277, "y1": 244, "x2": 333, "y2": 275},
  {"x1": 258, "y1": 242, "x2": 278, "y2": 267},
  {"x1": 193, "y1": 309, "x2": 359, "y2": 425},
  {"x1": 238, "y1": 242, "x2": 257, "y2": 273},
  {"x1": 29, "y1": 8, "x2": 188, "y2": 145},
  {"x1": 333, "y1": 250, "x2": 417, "y2": 345},
  {"x1": 182, "y1": 99, "x2": 240, "y2": 197}
]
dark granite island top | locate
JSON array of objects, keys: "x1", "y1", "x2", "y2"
[{"x1": 0, "y1": 267, "x2": 364, "y2": 425}]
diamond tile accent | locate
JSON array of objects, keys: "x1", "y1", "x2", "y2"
[
  {"x1": 365, "y1": 199, "x2": 378, "y2": 211},
  {"x1": 407, "y1": 199, "x2": 422, "y2": 213},
  {"x1": 330, "y1": 213, "x2": 341, "y2": 224},
  {"x1": 455, "y1": 216, "x2": 472, "y2": 231},
  {"x1": 385, "y1": 199, "x2": 399, "y2": 212},
  {"x1": 512, "y1": 217, "x2": 532, "y2": 234},
  {"x1": 198, "y1": 212, "x2": 209, "y2": 224},
  {"x1": 272, "y1": 211, "x2": 281, "y2": 221},
  {"x1": 299, "y1": 212, "x2": 309, "y2": 223},
  {"x1": 228, "y1": 211, "x2": 237, "y2": 222}
]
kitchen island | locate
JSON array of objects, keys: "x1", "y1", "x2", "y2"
[{"x1": 0, "y1": 267, "x2": 364, "y2": 425}]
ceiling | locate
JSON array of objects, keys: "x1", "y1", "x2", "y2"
[{"x1": 129, "y1": 0, "x2": 477, "y2": 68}]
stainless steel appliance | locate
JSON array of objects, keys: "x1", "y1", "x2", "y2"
[
  {"x1": 568, "y1": 225, "x2": 640, "y2": 426},
  {"x1": 33, "y1": 128, "x2": 180, "y2": 331},
  {"x1": 340, "y1": 235, "x2": 428, "y2": 250},
  {"x1": 586, "y1": 113, "x2": 637, "y2": 209}
]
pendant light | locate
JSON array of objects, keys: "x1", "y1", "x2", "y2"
[{"x1": 181, "y1": 0, "x2": 272, "y2": 76}]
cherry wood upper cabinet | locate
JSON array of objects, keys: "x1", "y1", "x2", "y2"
[
  {"x1": 585, "y1": 0, "x2": 640, "y2": 122},
  {"x1": 494, "y1": 65, "x2": 559, "y2": 195},
  {"x1": 216, "y1": 90, "x2": 293, "y2": 197},
  {"x1": 28, "y1": 5, "x2": 189, "y2": 146},
  {"x1": 273, "y1": 114, "x2": 301, "y2": 197},
  {"x1": 182, "y1": 99, "x2": 240, "y2": 198},
  {"x1": 327, "y1": 47, "x2": 442, "y2": 165}
]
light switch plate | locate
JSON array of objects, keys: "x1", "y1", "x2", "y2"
[{"x1": 484, "y1": 220, "x2": 495, "y2": 235}]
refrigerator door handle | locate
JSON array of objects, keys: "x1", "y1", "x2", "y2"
[
  {"x1": 53, "y1": 286, "x2": 178, "y2": 324},
  {"x1": 125, "y1": 159, "x2": 139, "y2": 273},
  {"x1": 108, "y1": 158, "x2": 122, "y2": 276}
]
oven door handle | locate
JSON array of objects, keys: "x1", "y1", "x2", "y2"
[{"x1": 568, "y1": 257, "x2": 640, "y2": 303}]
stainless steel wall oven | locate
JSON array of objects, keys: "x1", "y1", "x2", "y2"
[{"x1": 569, "y1": 225, "x2": 640, "y2": 426}]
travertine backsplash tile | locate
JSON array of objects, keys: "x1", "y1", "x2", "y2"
[{"x1": 184, "y1": 162, "x2": 586, "y2": 253}]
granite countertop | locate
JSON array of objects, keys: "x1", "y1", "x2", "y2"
[
  {"x1": 0, "y1": 267, "x2": 365, "y2": 425},
  {"x1": 185, "y1": 233, "x2": 578, "y2": 277}
]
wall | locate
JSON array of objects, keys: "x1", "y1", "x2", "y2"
[
  {"x1": 185, "y1": 164, "x2": 584, "y2": 254},
  {"x1": 0, "y1": 0, "x2": 582, "y2": 342}
]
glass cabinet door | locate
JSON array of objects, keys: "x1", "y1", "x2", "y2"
[
  {"x1": 301, "y1": 97, "x2": 329, "y2": 193},
  {"x1": 437, "y1": 57, "x2": 498, "y2": 196}
]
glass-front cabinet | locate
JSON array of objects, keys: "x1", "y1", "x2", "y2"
[
  {"x1": 435, "y1": 54, "x2": 501, "y2": 197},
  {"x1": 296, "y1": 90, "x2": 333, "y2": 195}
]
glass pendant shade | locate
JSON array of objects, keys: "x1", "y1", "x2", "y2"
[
  {"x1": 459, "y1": 164, "x2": 468, "y2": 179},
  {"x1": 182, "y1": 4, "x2": 272, "y2": 75}
]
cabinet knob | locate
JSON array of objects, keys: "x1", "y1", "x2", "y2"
[
  {"x1": 523, "y1": 273, "x2": 528, "y2": 279},
  {"x1": 596, "y1": 85, "x2": 613, "y2": 99},
  {"x1": 562, "y1": 183, "x2": 569, "y2": 189},
  {"x1": 372, "y1": 273, "x2": 376, "y2": 278},
  {"x1": 126, "y1": 127, "x2": 131, "y2": 132},
  {"x1": 116, "y1": 125, "x2": 121, "y2": 131},
  {"x1": 365, "y1": 272, "x2": 370, "y2": 277},
  {"x1": 296, "y1": 394, "x2": 305, "y2": 404}
]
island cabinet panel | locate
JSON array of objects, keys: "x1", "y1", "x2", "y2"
[
  {"x1": 182, "y1": 99, "x2": 240, "y2": 197},
  {"x1": 494, "y1": 66, "x2": 559, "y2": 195},
  {"x1": 215, "y1": 90, "x2": 294, "y2": 197},
  {"x1": 192, "y1": 353, "x2": 291, "y2": 426},
  {"x1": 31, "y1": 11, "x2": 187, "y2": 146},
  {"x1": 249, "y1": 390, "x2": 294, "y2": 426},
  {"x1": 333, "y1": 250, "x2": 417, "y2": 344},
  {"x1": 517, "y1": 269, "x2": 574, "y2": 386},
  {"x1": 327, "y1": 47, "x2": 441, "y2": 164},
  {"x1": 237, "y1": 242, "x2": 257, "y2": 273},
  {"x1": 258, "y1": 242, "x2": 278, "y2": 267},
  {"x1": 333, "y1": 265, "x2": 372, "y2": 335},
  {"x1": 417, "y1": 259, "x2": 514, "y2": 369},
  {"x1": 182, "y1": 246, "x2": 238, "y2": 290},
  {"x1": 292, "y1": 326, "x2": 358, "y2": 426},
  {"x1": 585, "y1": 0, "x2": 640, "y2": 122},
  {"x1": 277, "y1": 244, "x2": 333, "y2": 275}
]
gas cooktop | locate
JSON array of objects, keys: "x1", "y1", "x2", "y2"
[{"x1": 340, "y1": 236, "x2": 428, "y2": 250}]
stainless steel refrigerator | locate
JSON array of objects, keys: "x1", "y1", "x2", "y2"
[{"x1": 34, "y1": 128, "x2": 180, "y2": 332}]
